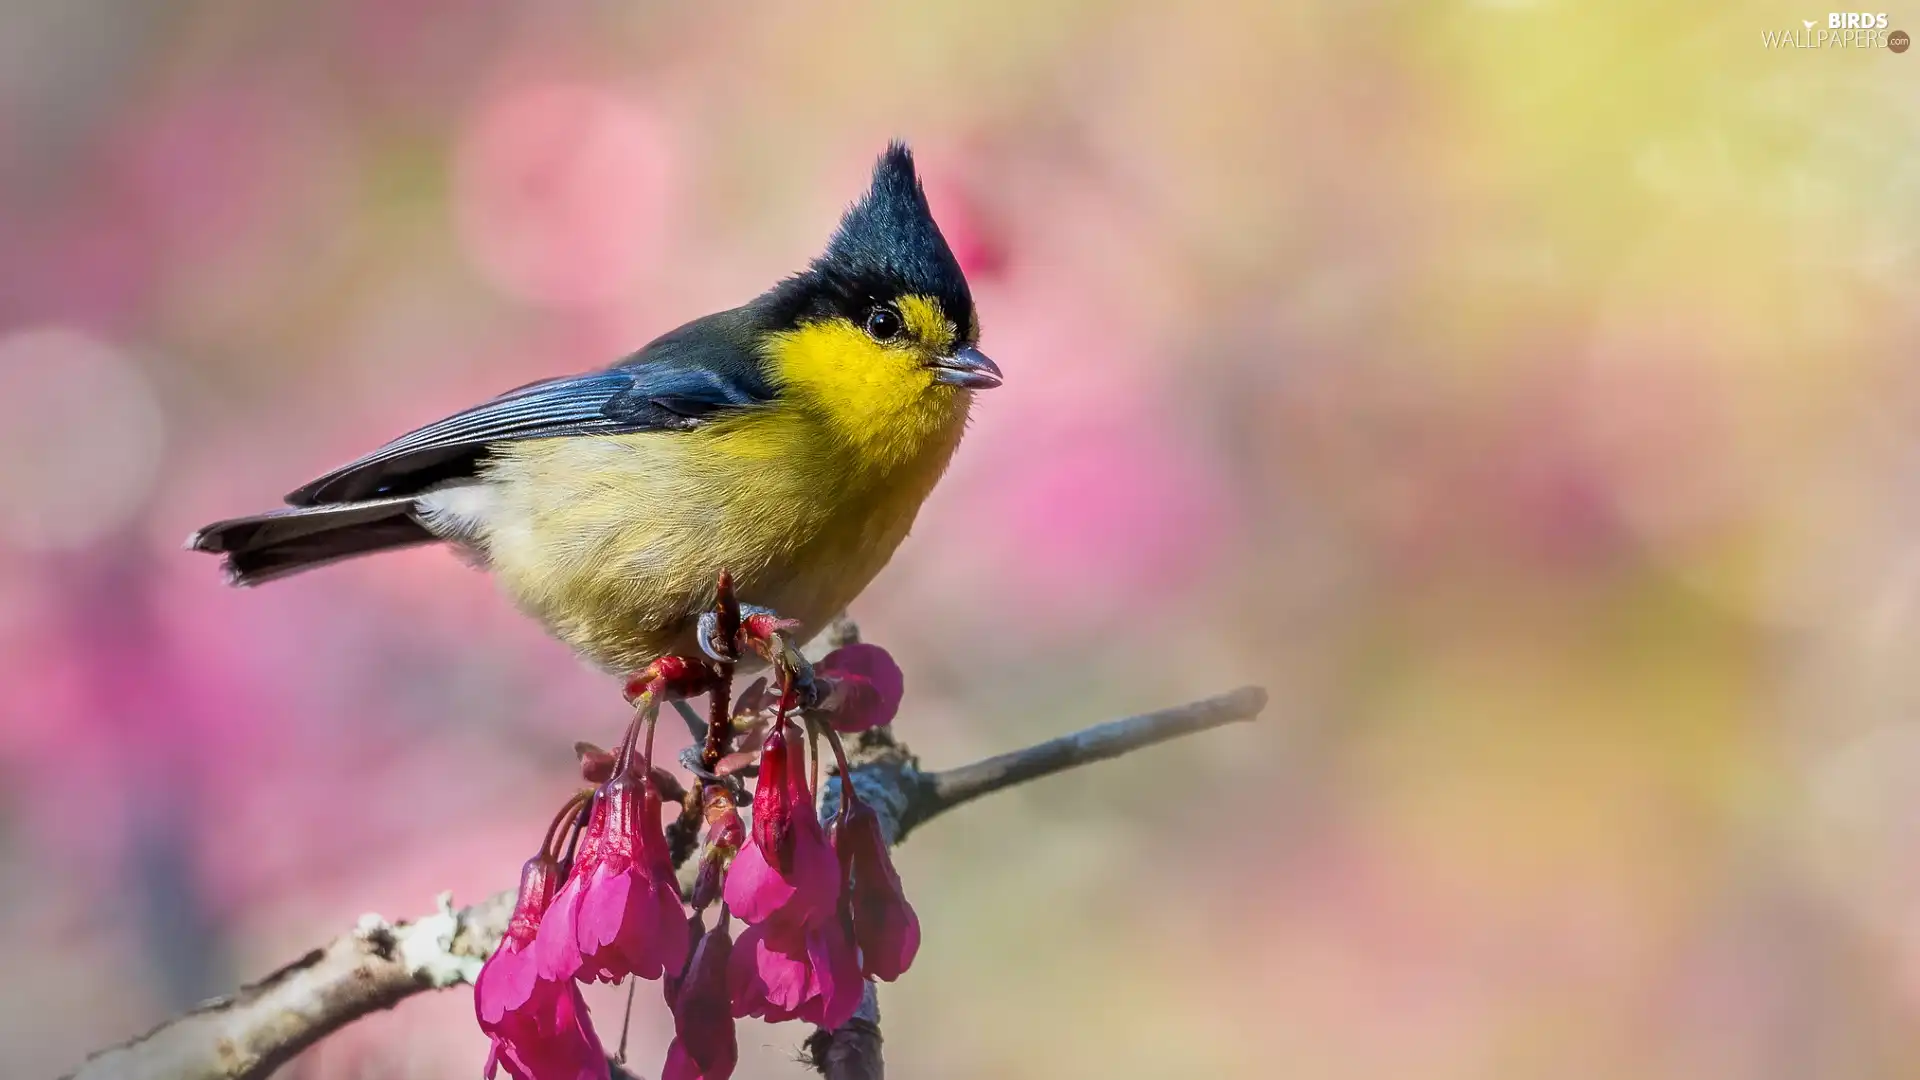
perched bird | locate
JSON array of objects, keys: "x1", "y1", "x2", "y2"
[{"x1": 189, "y1": 143, "x2": 1000, "y2": 672}]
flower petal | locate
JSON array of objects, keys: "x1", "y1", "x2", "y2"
[
  {"x1": 575, "y1": 862, "x2": 634, "y2": 954},
  {"x1": 722, "y1": 835, "x2": 796, "y2": 924},
  {"x1": 533, "y1": 877, "x2": 587, "y2": 982},
  {"x1": 816, "y1": 645, "x2": 903, "y2": 732},
  {"x1": 807, "y1": 919, "x2": 865, "y2": 1031}
]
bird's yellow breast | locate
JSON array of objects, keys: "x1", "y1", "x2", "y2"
[{"x1": 467, "y1": 325, "x2": 971, "y2": 671}]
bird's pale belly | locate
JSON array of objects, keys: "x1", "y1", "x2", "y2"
[{"x1": 428, "y1": 416, "x2": 963, "y2": 672}]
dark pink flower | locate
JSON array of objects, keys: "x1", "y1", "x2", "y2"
[
  {"x1": 575, "y1": 773, "x2": 690, "y2": 982},
  {"x1": 533, "y1": 793, "x2": 606, "y2": 982},
  {"x1": 727, "y1": 915, "x2": 863, "y2": 1030},
  {"x1": 722, "y1": 724, "x2": 838, "y2": 928},
  {"x1": 813, "y1": 645, "x2": 904, "y2": 733},
  {"x1": 536, "y1": 774, "x2": 689, "y2": 983},
  {"x1": 834, "y1": 800, "x2": 920, "y2": 982},
  {"x1": 478, "y1": 855, "x2": 609, "y2": 1080},
  {"x1": 480, "y1": 855, "x2": 562, "y2": 1023},
  {"x1": 662, "y1": 912, "x2": 737, "y2": 1080},
  {"x1": 748, "y1": 723, "x2": 795, "y2": 857},
  {"x1": 484, "y1": 977, "x2": 609, "y2": 1080}
]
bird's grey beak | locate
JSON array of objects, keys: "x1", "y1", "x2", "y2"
[{"x1": 930, "y1": 345, "x2": 1003, "y2": 390}]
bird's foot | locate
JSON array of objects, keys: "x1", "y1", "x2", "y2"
[
  {"x1": 697, "y1": 604, "x2": 818, "y2": 704},
  {"x1": 697, "y1": 602, "x2": 794, "y2": 664},
  {"x1": 692, "y1": 571, "x2": 817, "y2": 698},
  {"x1": 677, "y1": 745, "x2": 753, "y2": 805}
]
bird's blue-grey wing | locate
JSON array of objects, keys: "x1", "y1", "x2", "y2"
[{"x1": 285, "y1": 343, "x2": 772, "y2": 506}]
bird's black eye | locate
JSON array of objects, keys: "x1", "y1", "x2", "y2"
[{"x1": 865, "y1": 306, "x2": 903, "y2": 342}]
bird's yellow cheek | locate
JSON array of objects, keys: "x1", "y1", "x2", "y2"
[{"x1": 766, "y1": 319, "x2": 960, "y2": 470}]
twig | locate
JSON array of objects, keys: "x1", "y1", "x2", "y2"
[
  {"x1": 64, "y1": 892, "x2": 511, "y2": 1080},
  {"x1": 806, "y1": 686, "x2": 1266, "y2": 1078},
  {"x1": 923, "y1": 686, "x2": 1268, "y2": 828},
  {"x1": 65, "y1": 686, "x2": 1267, "y2": 1080}
]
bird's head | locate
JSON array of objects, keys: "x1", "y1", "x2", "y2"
[{"x1": 757, "y1": 143, "x2": 1000, "y2": 456}]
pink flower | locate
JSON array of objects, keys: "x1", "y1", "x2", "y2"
[
  {"x1": 485, "y1": 979, "x2": 609, "y2": 1080},
  {"x1": 478, "y1": 855, "x2": 609, "y2": 1080},
  {"x1": 722, "y1": 724, "x2": 838, "y2": 928},
  {"x1": 727, "y1": 916, "x2": 863, "y2": 1030},
  {"x1": 536, "y1": 774, "x2": 689, "y2": 983},
  {"x1": 662, "y1": 912, "x2": 737, "y2": 1080},
  {"x1": 533, "y1": 796, "x2": 599, "y2": 982},
  {"x1": 812, "y1": 645, "x2": 904, "y2": 733},
  {"x1": 480, "y1": 855, "x2": 561, "y2": 1022},
  {"x1": 834, "y1": 800, "x2": 920, "y2": 982},
  {"x1": 578, "y1": 773, "x2": 690, "y2": 982}
]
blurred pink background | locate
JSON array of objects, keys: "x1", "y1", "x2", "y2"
[{"x1": 6, "y1": 2, "x2": 1920, "y2": 1077}]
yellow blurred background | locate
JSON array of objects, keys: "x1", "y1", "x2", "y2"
[{"x1": 4, "y1": 1, "x2": 1919, "y2": 1077}]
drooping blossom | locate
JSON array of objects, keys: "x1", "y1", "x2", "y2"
[
  {"x1": 479, "y1": 855, "x2": 561, "y2": 1022},
  {"x1": 477, "y1": 854, "x2": 609, "y2": 1080},
  {"x1": 536, "y1": 772, "x2": 689, "y2": 984},
  {"x1": 691, "y1": 788, "x2": 746, "y2": 913},
  {"x1": 662, "y1": 911, "x2": 738, "y2": 1080},
  {"x1": 722, "y1": 723, "x2": 838, "y2": 928},
  {"x1": 485, "y1": 979, "x2": 609, "y2": 1080},
  {"x1": 478, "y1": 572, "x2": 933, "y2": 1070},
  {"x1": 812, "y1": 644, "x2": 904, "y2": 733},
  {"x1": 834, "y1": 799, "x2": 920, "y2": 982},
  {"x1": 576, "y1": 773, "x2": 690, "y2": 982},
  {"x1": 534, "y1": 793, "x2": 604, "y2": 982},
  {"x1": 727, "y1": 914, "x2": 863, "y2": 1030}
]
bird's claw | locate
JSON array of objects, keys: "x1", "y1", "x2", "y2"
[
  {"x1": 678, "y1": 746, "x2": 752, "y2": 805},
  {"x1": 691, "y1": 569, "x2": 817, "y2": 722},
  {"x1": 696, "y1": 609, "x2": 735, "y2": 664},
  {"x1": 699, "y1": 601, "x2": 800, "y2": 665}
]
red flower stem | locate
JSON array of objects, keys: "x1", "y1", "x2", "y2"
[
  {"x1": 540, "y1": 789, "x2": 594, "y2": 861},
  {"x1": 558, "y1": 798, "x2": 593, "y2": 867},
  {"x1": 614, "y1": 689, "x2": 655, "y2": 779},
  {"x1": 818, "y1": 721, "x2": 859, "y2": 824},
  {"x1": 701, "y1": 664, "x2": 735, "y2": 770},
  {"x1": 697, "y1": 569, "x2": 742, "y2": 769},
  {"x1": 713, "y1": 570, "x2": 741, "y2": 649},
  {"x1": 809, "y1": 721, "x2": 821, "y2": 802},
  {"x1": 641, "y1": 693, "x2": 660, "y2": 770},
  {"x1": 771, "y1": 672, "x2": 797, "y2": 747}
]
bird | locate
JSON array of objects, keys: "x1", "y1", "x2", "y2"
[{"x1": 189, "y1": 142, "x2": 1001, "y2": 673}]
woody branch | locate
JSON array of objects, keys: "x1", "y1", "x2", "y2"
[{"x1": 65, "y1": 686, "x2": 1266, "y2": 1080}]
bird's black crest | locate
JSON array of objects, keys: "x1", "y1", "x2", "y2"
[{"x1": 761, "y1": 142, "x2": 975, "y2": 337}]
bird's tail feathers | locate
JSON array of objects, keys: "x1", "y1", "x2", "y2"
[{"x1": 186, "y1": 496, "x2": 437, "y2": 586}]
